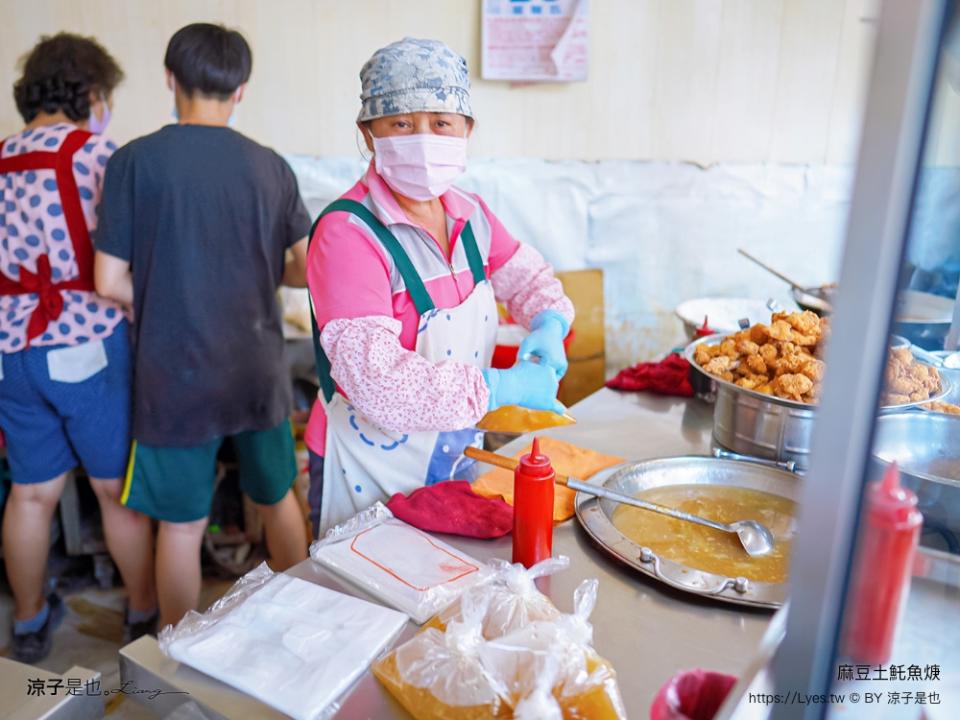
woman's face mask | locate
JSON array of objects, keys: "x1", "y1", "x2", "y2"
[
  {"x1": 372, "y1": 133, "x2": 467, "y2": 201},
  {"x1": 367, "y1": 112, "x2": 471, "y2": 200}
]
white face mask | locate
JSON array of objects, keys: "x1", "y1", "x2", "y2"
[{"x1": 372, "y1": 133, "x2": 468, "y2": 201}]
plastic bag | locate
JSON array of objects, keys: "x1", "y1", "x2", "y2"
[
  {"x1": 310, "y1": 502, "x2": 490, "y2": 623},
  {"x1": 481, "y1": 579, "x2": 628, "y2": 720},
  {"x1": 372, "y1": 592, "x2": 512, "y2": 719},
  {"x1": 159, "y1": 562, "x2": 407, "y2": 720},
  {"x1": 514, "y1": 653, "x2": 563, "y2": 720},
  {"x1": 426, "y1": 556, "x2": 570, "y2": 638},
  {"x1": 476, "y1": 405, "x2": 575, "y2": 433}
]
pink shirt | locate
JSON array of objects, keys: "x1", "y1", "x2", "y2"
[
  {"x1": 0, "y1": 123, "x2": 124, "y2": 352},
  {"x1": 305, "y1": 165, "x2": 574, "y2": 454}
]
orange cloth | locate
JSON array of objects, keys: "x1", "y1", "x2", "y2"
[{"x1": 472, "y1": 437, "x2": 624, "y2": 522}]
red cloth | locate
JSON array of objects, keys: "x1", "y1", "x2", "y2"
[
  {"x1": 386, "y1": 480, "x2": 514, "y2": 539},
  {"x1": 606, "y1": 353, "x2": 695, "y2": 396},
  {"x1": 650, "y1": 669, "x2": 738, "y2": 720}
]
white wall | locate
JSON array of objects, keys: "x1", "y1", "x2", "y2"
[{"x1": 1, "y1": 0, "x2": 879, "y2": 165}]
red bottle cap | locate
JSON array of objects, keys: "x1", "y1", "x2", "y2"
[
  {"x1": 519, "y1": 437, "x2": 554, "y2": 478},
  {"x1": 869, "y1": 463, "x2": 919, "y2": 524},
  {"x1": 695, "y1": 315, "x2": 714, "y2": 338}
]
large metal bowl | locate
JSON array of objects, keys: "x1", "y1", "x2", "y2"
[
  {"x1": 873, "y1": 413, "x2": 960, "y2": 553},
  {"x1": 575, "y1": 456, "x2": 801, "y2": 608},
  {"x1": 684, "y1": 334, "x2": 950, "y2": 470}
]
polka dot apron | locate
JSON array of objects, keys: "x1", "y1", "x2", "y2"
[
  {"x1": 0, "y1": 130, "x2": 95, "y2": 344},
  {"x1": 309, "y1": 200, "x2": 498, "y2": 534}
]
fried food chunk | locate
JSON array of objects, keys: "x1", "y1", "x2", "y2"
[
  {"x1": 693, "y1": 309, "x2": 940, "y2": 407},
  {"x1": 773, "y1": 373, "x2": 814, "y2": 401}
]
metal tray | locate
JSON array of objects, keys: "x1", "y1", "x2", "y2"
[{"x1": 574, "y1": 456, "x2": 802, "y2": 609}]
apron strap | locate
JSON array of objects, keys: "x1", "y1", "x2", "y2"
[
  {"x1": 459, "y1": 222, "x2": 486, "y2": 285},
  {"x1": 318, "y1": 199, "x2": 435, "y2": 313},
  {"x1": 307, "y1": 197, "x2": 438, "y2": 403}
]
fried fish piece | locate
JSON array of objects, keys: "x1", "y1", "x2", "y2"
[
  {"x1": 773, "y1": 373, "x2": 814, "y2": 401},
  {"x1": 704, "y1": 356, "x2": 734, "y2": 375},
  {"x1": 746, "y1": 353, "x2": 768, "y2": 375}
]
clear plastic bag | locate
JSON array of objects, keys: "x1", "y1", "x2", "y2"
[
  {"x1": 310, "y1": 502, "x2": 490, "y2": 624},
  {"x1": 372, "y1": 592, "x2": 513, "y2": 719},
  {"x1": 481, "y1": 579, "x2": 628, "y2": 720},
  {"x1": 159, "y1": 562, "x2": 408, "y2": 720},
  {"x1": 514, "y1": 654, "x2": 563, "y2": 720},
  {"x1": 426, "y1": 555, "x2": 570, "y2": 639}
]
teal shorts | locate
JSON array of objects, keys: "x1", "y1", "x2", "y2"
[{"x1": 121, "y1": 419, "x2": 297, "y2": 523}]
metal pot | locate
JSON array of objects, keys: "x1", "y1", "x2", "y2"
[
  {"x1": 872, "y1": 412, "x2": 960, "y2": 553},
  {"x1": 684, "y1": 334, "x2": 949, "y2": 472},
  {"x1": 713, "y1": 382, "x2": 816, "y2": 471}
]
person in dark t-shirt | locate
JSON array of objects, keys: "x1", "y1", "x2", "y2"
[{"x1": 95, "y1": 23, "x2": 309, "y2": 628}]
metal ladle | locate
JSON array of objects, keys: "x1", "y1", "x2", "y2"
[{"x1": 464, "y1": 447, "x2": 776, "y2": 558}]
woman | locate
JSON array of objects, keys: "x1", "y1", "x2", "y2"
[
  {"x1": 0, "y1": 33, "x2": 156, "y2": 663},
  {"x1": 305, "y1": 37, "x2": 574, "y2": 535}
]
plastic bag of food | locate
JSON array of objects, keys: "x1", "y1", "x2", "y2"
[
  {"x1": 426, "y1": 556, "x2": 569, "y2": 638},
  {"x1": 481, "y1": 579, "x2": 628, "y2": 720},
  {"x1": 372, "y1": 592, "x2": 512, "y2": 719},
  {"x1": 310, "y1": 502, "x2": 490, "y2": 623},
  {"x1": 477, "y1": 405, "x2": 575, "y2": 433},
  {"x1": 514, "y1": 653, "x2": 563, "y2": 720},
  {"x1": 159, "y1": 562, "x2": 407, "y2": 720}
]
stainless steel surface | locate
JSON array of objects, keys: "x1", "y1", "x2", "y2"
[
  {"x1": 791, "y1": 286, "x2": 834, "y2": 315},
  {"x1": 119, "y1": 388, "x2": 774, "y2": 719},
  {"x1": 872, "y1": 412, "x2": 960, "y2": 552},
  {"x1": 567, "y1": 471, "x2": 776, "y2": 557},
  {"x1": 712, "y1": 447, "x2": 798, "y2": 473},
  {"x1": 713, "y1": 380, "x2": 817, "y2": 471},
  {"x1": 1, "y1": 659, "x2": 102, "y2": 720},
  {"x1": 575, "y1": 456, "x2": 800, "y2": 608},
  {"x1": 896, "y1": 289, "x2": 955, "y2": 324},
  {"x1": 773, "y1": 0, "x2": 950, "y2": 715}
]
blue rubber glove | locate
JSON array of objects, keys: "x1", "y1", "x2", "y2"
[
  {"x1": 482, "y1": 361, "x2": 566, "y2": 414},
  {"x1": 518, "y1": 310, "x2": 570, "y2": 379}
]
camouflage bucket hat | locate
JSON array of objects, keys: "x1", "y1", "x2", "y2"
[{"x1": 358, "y1": 37, "x2": 473, "y2": 122}]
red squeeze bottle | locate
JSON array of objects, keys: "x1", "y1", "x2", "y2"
[
  {"x1": 843, "y1": 463, "x2": 922, "y2": 664},
  {"x1": 695, "y1": 315, "x2": 714, "y2": 338},
  {"x1": 512, "y1": 437, "x2": 555, "y2": 568}
]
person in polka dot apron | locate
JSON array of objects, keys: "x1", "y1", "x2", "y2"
[
  {"x1": 0, "y1": 33, "x2": 157, "y2": 664},
  {"x1": 305, "y1": 38, "x2": 574, "y2": 536}
]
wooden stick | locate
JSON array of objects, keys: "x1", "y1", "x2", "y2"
[{"x1": 465, "y1": 446, "x2": 570, "y2": 486}]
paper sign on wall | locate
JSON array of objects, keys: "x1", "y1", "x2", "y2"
[{"x1": 481, "y1": 0, "x2": 589, "y2": 82}]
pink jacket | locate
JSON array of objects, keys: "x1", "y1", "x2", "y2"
[{"x1": 305, "y1": 165, "x2": 573, "y2": 454}]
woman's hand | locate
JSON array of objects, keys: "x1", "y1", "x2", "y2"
[
  {"x1": 518, "y1": 310, "x2": 570, "y2": 379},
  {"x1": 482, "y1": 361, "x2": 565, "y2": 415}
]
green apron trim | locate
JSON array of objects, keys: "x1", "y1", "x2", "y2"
[
  {"x1": 307, "y1": 197, "x2": 487, "y2": 403},
  {"x1": 460, "y1": 222, "x2": 487, "y2": 285}
]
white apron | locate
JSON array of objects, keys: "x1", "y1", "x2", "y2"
[{"x1": 310, "y1": 199, "x2": 498, "y2": 534}]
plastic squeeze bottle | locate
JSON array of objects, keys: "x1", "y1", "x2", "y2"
[
  {"x1": 512, "y1": 437, "x2": 555, "y2": 568},
  {"x1": 843, "y1": 463, "x2": 922, "y2": 664}
]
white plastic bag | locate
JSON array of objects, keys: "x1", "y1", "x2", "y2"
[
  {"x1": 310, "y1": 503, "x2": 489, "y2": 623},
  {"x1": 430, "y1": 555, "x2": 569, "y2": 638},
  {"x1": 514, "y1": 653, "x2": 563, "y2": 720},
  {"x1": 372, "y1": 592, "x2": 512, "y2": 718},
  {"x1": 159, "y1": 562, "x2": 407, "y2": 720},
  {"x1": 481, "y1": 579, "x2": 628, "y2": 719}
]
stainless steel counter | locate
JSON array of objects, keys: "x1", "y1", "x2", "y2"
[{"x1": 120, "y1": 388, "x2": 775, "y2": 718}]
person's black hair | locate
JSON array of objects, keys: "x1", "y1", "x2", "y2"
[
  {"x1": 13, "y1": 33, "x2": 123, "y2": 123},
  {"x1": 164, "y1": 23, "x2": 252, "y2": 100}
]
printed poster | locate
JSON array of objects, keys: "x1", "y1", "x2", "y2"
[{"x1": 481, "y1": 0, "x2": 589, "y2": 82}]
